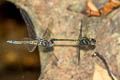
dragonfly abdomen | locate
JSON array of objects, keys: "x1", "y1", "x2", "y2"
[
  {"x1": 79, "y1": 37, "x2": 96, "y2": 46},
  {"x1": 7, "y1": 40, "x2": 38, "y2": 45},
  {"x1": 79, "y1": 37, "x2": 91, "y2": 46},
  {"x1": 79, "y1": 39, "x2": 89, "y2": 45},
  {"x1": 7, "y1": 40, "x2": 25, "y2": 44}
]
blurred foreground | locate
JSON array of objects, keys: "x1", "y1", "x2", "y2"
[{"x1": 0, "y1": 2, "x2": 40, "y2": 80}]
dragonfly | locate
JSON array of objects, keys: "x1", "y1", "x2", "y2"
[
  {"x1": 49, "y1": 21, "x2": 96, "y2": 65},
  {"x1": 74, "y1": 21, "x2": 96, "y2": 64},
  {"x1": 6, "y1": 8, "x2": 60, "y2": 74},
  {"x1": 7, "y1": 8, "x2": 54, "y2": 52}
]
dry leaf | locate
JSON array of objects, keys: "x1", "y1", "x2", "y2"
[
  {"x1": 86, "y1": 0, "x2": 100, "y2": 16},
  {"x1": 93, "y1": 64, "x2": 118, "y2": 80},
  {"x1": 101, "y1": 0, "x2": 120, "y2": 15}
]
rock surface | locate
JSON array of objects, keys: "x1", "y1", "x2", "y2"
[{"x1": 7, "y1": 0, "x2": 120, "y2": 80}]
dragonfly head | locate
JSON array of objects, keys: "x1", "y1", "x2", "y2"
[{"x1": 89, "y1": 38, "x2": 96, "y2": 45}]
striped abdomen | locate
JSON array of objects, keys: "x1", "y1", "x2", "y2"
[
  {"x1": 79, "y1": 37, "x2": 90, "y2": 45},
  {"x1": 79, "y1": 37, "x2": 96, "y2": 46}
]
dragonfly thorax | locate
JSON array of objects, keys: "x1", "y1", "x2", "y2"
[
  {"x1": 80, "y1": 37, "x2": 96, "y2": 46},
  {"x1": 38, "y1": 38, "x2": 53, "y2": 47}
]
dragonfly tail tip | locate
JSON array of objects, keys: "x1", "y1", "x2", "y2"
[{"x1": 6, "y1": 40, "x2": 13, "y2": 43}]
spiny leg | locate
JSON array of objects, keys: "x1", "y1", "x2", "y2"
[{"x1": 92, "y1": 52, "x2": 115, "y2": 80}]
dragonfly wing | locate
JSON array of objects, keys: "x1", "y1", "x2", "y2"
[
  {"x1": 24, "y1": 37, "x2": 33, "y2": 41},
  {"x1": 24, "y1": 44, "x2": 37, "y2": 52},
  {"x1": 24, "y1": 38, "x2": 37, "y2": 52},
  {"x1": 20, "y1": 8, "x2": 37, "y2": 39},
  {"x1": 77, "y1": 21, "x2": 82, "y2": 64},
  {"x1": 79, "y1": 21, "x2": 82, "y2": 39},
  {"x1": 42, "y1": 18, "x2": 54, "y2": 40}
]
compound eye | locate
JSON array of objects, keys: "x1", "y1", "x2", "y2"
[
  {"x1": 50, "y1": 38, "x2": 54, "y2": 44},
  {"x1": 91, "y1": 39, "x2": 96, "y2": 43}
]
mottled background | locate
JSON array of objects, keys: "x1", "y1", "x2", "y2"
[{"x1": 0, "y1": 0, "x2": 119, "y2": 80}]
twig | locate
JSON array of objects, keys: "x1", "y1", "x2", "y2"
[{"x1": 92, "y1": 52, "x2": 115, "y2": 80}]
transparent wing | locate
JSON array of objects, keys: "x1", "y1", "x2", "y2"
[
  {"x1": 24, "y1": 38, "x2": 37, "y2": 52},
  {"x1": 24, "y1": 44, "x2": 37, "y2": 52},
  {"x1": 20, "y1": 8, "x2": 37, "y2": 39},
  {"x1": 77, "y1": 21, "x2": 82, "y2": 64},
  {"x1": 78, "y1": 21, "x2": 82, "y2": 39},
  {"x1": 42, "y1": 18, "x2": 54, "y2": 40}
]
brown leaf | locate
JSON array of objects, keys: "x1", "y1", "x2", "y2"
[
  {"x1": 86, "y1": 0, "x2": 100, "y2": 16},
  {"x1": 101, "y1": 0, "x2": 120, "y2": 15},
  {"x1": 93, "y1": 64, "x2": 118, "y2": 80}
]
